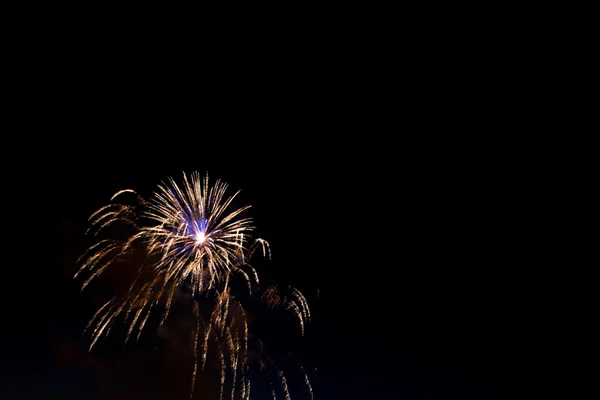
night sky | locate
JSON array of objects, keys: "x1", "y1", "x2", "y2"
[
  {"x1": 1, "y1": 39, "x2": 548, "y2": 398},
  {"x1": 3, "y1": 131, "x2": 545, "y2": 399}
]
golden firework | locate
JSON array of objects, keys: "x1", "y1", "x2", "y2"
[{"x1": 76, "y1": 172, "x2": 311, "y2": 399}]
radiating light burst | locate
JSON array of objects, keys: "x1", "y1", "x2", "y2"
[
  {"x1": 76, "y1": 172, "x2": 312, "y2": 399},
  {"x1": 195, "y1": 230, "x2": 206, "y2": 244}
]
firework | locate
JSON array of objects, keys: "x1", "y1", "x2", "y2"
[{"x1": 76, "y1": 172, "x2": 311, "y2": 399}]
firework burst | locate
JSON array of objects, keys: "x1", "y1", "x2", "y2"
[{"x1": 76, "y1": 172, "x2": 311, "y2": 399}]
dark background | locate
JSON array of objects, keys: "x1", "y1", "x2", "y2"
[
  {"x1": 4, "y1": 134, "x2": 548, "y2": 399},
  {"x1": 1, "y1": 23, "x2": 554, "y2": 399}
]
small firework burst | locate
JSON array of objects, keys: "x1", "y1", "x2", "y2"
[{"x1": 76, "y1": 172, "x2": 311, "y2": 399}]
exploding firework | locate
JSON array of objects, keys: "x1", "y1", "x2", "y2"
[{"x1": 76, "y1": 172, "x2": 311, "y2": 399}]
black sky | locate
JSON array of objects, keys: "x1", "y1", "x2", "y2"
[
  {"x1": 3, "y1": 129, "x2": 547, "y2": 399},
  {"x1": 1, "y1": 28, "x2": 551, "y2": 398}
]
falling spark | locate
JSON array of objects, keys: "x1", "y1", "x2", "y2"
[{"x1": 301, "y1": 365, "x2": 314, "y2": 400}]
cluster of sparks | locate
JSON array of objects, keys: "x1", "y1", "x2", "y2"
[{"x1": 76, "y1": 172, "x2": 311, "y2": 399}]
